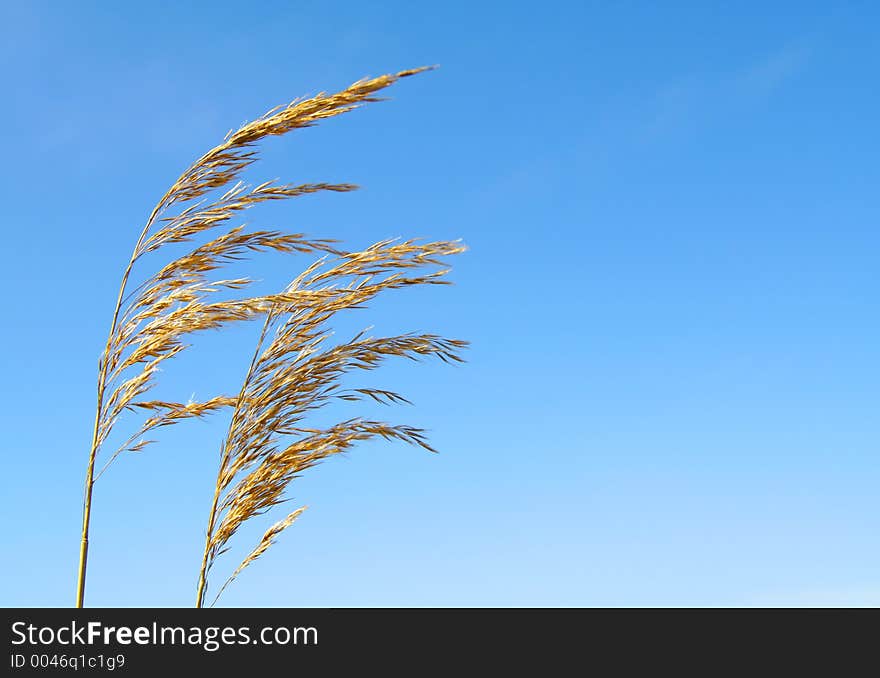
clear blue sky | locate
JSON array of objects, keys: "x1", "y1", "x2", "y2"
[{"x1": 2, "y1": 1, "x2": 878, "y2": 607}]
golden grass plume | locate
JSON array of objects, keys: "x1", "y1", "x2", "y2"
[
  {"x1": 195, "y1": 240, "x2": 466, "y2": 606},
  {"x1": 76, "y1": 66, "x2": 466, "y2": 608}
]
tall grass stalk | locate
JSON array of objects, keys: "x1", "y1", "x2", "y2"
[{"x1": 77, "y1": 67, "x2": 464, "y2": 607}]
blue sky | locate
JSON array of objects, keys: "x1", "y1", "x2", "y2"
[{"x1": 1, "y1": 1, "x2": 878, "y2": 607}]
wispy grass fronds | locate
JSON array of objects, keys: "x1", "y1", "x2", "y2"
[
  {"x1": 77, "y1": 67, "x2": 436, "y2": 607},
  {"x1": 209, "y1": 506, "x2": 309, "y2": 607},
  {"x1": 196, "y1": 236, "x2": 467, "y2": 607}
]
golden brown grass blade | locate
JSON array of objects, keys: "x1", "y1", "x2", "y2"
[
  {"x1": 209, "y1": 507, "x2": 308, "y2": 608},
  {"x1": 77, "y1": 68, "x2": 433, "y2": 607},
  {"x1": 196, "y1": 239, "x2": 467, "y2": 606}
]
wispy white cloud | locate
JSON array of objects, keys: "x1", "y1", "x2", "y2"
[
  {"x1": 640, "y1": 42, "x2": 812, "y2": 140},
  {"x1": 733, "y1": 44, "x2": 812, "y2": 100}
]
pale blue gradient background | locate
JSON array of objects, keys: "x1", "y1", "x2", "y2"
[{"x1": 1, "y1": 2, "x2": 878, "y2": 607}]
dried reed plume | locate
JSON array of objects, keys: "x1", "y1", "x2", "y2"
[{"x1": 77, "y1": 67, "x2": 466, "y2": 608}]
